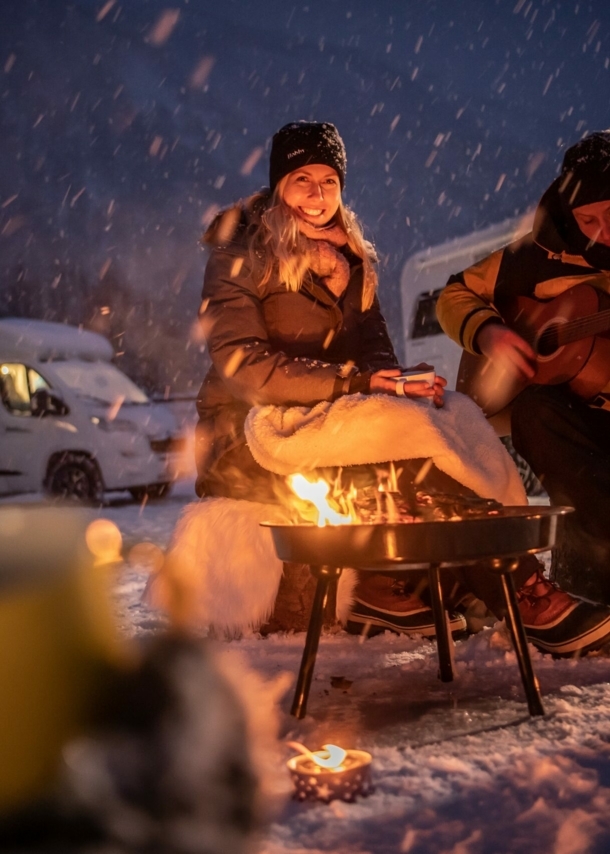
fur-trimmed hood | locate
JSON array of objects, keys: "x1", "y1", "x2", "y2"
[{"x1": 201, "y1": 191, "x2": 269, "y2": 249}]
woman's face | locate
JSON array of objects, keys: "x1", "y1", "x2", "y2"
[
  {"x1": 572, "y1": 199, "x2": 610, "y2": 247},
  {"x1": 281, "y1": 164, "x2": 341, "y2": 227}
]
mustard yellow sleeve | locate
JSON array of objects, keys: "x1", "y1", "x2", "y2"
[{"x1": 436, "y1": 249, "x2": 505, "y2": 354}]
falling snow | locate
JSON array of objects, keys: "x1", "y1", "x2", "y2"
[{"x1": 104, "y1": 478, "x2": 610, "y2": 854}]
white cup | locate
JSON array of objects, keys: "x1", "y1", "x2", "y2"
[{"x1": 395, "y1": 368, "x2": 436, "y2": 398}]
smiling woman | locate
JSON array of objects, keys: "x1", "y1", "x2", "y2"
[
  {"x1": 190, "y1": 120, "x2": 458, "y2": 638},
  {"x1": 195, "y1": 119, "x2": 445, "y2": 508}
]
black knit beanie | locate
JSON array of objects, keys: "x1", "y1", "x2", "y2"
[
  {"x1": 556, "y1": 130, "x2": 610, "y2": 269},
  {"x1": 269, "y1": 121, "x2": 347, "y2": 191}
]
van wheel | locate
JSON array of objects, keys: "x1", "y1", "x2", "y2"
[
  {"x1": 46, "y1": 453, "x2": 104, "y2": 504},
  {"x1": 500, "y1": 437, "x2": 546, "y2": 498},
  {"x1": 129, "y1": 483, "x2": 172, "y2": 502}
]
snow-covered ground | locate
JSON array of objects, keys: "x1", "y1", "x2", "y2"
[{"x1": 98, "y1": 479, "x2": 610, "y2": 854}]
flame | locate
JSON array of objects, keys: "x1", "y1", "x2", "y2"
[
  {"x1": 377, "y1": 461, "x2": 401, "y2": 493},
  {"x1": 288, "y1": 741, "x2": 348, "y2": 770},
  {"x1": 377, "y1": 462, "x2": 401, "y2": 523},
  {"x1": 287, "y1": 474, "x2": 355, "y2": 527},
  {"x1": 314, "y1": 744, "x2": 348, "y2": 768}
]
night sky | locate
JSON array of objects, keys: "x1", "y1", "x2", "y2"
[{"x1": 1, "y1": 0, "x2": 609, "y2": 392}]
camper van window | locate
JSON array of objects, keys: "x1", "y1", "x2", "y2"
[
  {"x1": 50, "y1": 360, "x2": 149, "y2": 406},
  {"x1": 28, "y1": 368, "x2": 51, "y2": 395},
  {"x1": 0, "y1": 363, "x2": 49, "y2": 415},
  {"x1": 411, "y1": 289, "x2": 444, "y2": 339}
]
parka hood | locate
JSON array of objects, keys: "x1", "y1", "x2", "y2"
[
  {"x1": 532, "y1": 177, "x2": 576, "y2": 256},
  {"x1": 533, "y1": 167, "x2": 610, "y2": 270},
  {"x1": 201, "y1": 191, "x2": 270, "y2": 248}
]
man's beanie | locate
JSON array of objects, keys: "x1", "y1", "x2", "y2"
[
  {"x1": 559, "y1": 130, "x2": 610, "y2": 208},
  {"x1": 269, "y1": 121, "x2": 347, "y2": 191}
]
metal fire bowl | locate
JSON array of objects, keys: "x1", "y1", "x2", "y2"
[{"x1": 262, "y1": 506, "x2": 573, "y2": 568}]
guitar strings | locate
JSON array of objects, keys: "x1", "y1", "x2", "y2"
[{"x1": 532, "y1": 308, "x2": 610, "y2": 350}]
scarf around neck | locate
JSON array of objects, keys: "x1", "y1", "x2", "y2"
[{"x1": 297, "y1": 219, "x2": 352, "y2": 298}]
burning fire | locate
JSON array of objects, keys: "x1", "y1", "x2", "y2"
[
  {"x1": 288, "y1": 741, "x2": 348, "y2": 771},
  {"x1": 286, "y1": 462, "x2": 404, "y2": 526},
  {"x1": 287, "y1": 474, "x2": 356, "y2": 527}
]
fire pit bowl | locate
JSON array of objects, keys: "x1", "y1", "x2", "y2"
[
  {"x1": 262, "y1": 506, "x2": 573, "y2": 720},
  {"x1": 262, "y1": 505, "x2": 572, "y2": 568}
]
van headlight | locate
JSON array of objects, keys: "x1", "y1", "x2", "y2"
[{"x1": 90, "y1": 415, "x2": 137, "y2": 433}]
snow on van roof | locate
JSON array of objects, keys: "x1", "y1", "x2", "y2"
[
  {"x1": 0, "y1": 318, "x2": 114, "y2": 362},
  {"x1": 404, "y1": 211, "x2": 536, "y2": 273}
]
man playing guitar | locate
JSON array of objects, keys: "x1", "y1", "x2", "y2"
[{"x1": 437, "y1": 130, "x2": 610, "y2": 649}]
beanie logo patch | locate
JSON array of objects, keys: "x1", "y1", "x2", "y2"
[{"x1": 287, "y1": 148, "x2": 305, "y2": 159}]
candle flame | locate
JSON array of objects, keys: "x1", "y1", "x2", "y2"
[
  {"x1": 287, "y1": 741, "x2": 348, "y2": 769},
  {"x1": 287, "y1": 474, "x2": 354, "y2": 527}
]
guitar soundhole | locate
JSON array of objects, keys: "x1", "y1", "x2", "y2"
[{"x1": 536, "y1": 325, "x2": 560, "y2": 357}]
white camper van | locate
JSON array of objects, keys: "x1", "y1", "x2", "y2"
[
  {"x1": 400, "y1": 213, "x2": 535, "y2": 388},
  {"x1": 0, "y1": 318, "x2": 184, "y2": 501}
]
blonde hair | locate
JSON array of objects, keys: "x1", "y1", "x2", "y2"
[{"x1": 249, "y1": 178, "x2": 378, "y2": 311}]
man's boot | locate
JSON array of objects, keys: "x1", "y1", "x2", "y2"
[{"x1": 346, "y1": 572, "x2": 467, "y2": 638}]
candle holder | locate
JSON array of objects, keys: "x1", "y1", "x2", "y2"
[{"x1": 287, "y1": 744, "x2": 373, "y2": 803}]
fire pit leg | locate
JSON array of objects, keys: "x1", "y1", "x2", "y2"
[
  {"x1": 291, "y1": 565, "x2": 342, "y2": 719},
  {"x1": 499, "y1": 567, "x2": 545, "y2": 717},
  {"x1": 427, "y1": 564, "x2": 454, "y2": 683}
]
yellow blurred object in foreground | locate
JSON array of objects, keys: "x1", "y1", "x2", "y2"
[{"x1": 0, "y1": 506, "x2": 132, "y2": 814}]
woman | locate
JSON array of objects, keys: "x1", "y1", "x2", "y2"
[
  {"x1": 194, "y1": 121, "x2": 465, "y2": 637},
  {"x1": 197, "y1": 122, "x2": 445, "y2": 492},
  {"x1": 196, "y1": 121, "x2": 444, "y2": 505},
  {"x1": 194, "y1": 121, "x2": 607, "y2": 653}
]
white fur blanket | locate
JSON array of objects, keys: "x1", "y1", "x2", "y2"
[
  {"x1": 146, "y1": 496, "x2": 358, "y2": 635},
  {"x1": 146, "y1": 498, "x2": 285, "y2": 635},
  {"x1": 245, "y1": 391, "x2": 526, "y2": 506}
]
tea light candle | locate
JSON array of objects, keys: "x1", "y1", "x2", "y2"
[{"x1": 287, "y1": 743, "x2": 373, "y2": 802}]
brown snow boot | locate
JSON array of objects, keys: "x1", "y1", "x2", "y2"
[{"x1": 346, "y1": 572, "x2": 467, "y2": 639}]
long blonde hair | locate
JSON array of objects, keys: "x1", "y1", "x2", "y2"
[{"x1": 249, "y1": 178, "x2": 378, "y2": 311}]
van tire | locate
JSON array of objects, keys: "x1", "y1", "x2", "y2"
[
  {"x1": 45, "y1": 453, "x2": 104, "y2": 504},
  {"x1": 129, "y1": 483, "x2": 172, "y2": 502}
]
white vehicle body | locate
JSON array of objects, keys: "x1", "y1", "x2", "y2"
[
  {"x1": 0, "y1": 318, "x2": 183, "y2": 497},
  {"x1": 400, "y1": 212, "x2": 535, "y2": 389}
]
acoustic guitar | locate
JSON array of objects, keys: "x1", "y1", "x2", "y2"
[{"x1": 456, "y1": 282, "x2": 610, "y2": 417}]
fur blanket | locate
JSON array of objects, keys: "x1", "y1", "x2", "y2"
[
  {"x1": 149, "y1": 391, "x2": 525, "y2": 635},
  {"x1": 245, "y1": 391, "x2": 526, "y2": 506},
  {"x1": 146, "y1": 496, "x2": 358, "y2": 635}
]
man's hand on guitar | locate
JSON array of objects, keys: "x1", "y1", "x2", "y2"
[{"x1": 476, "y1": 323, "x2": 537, "y2": 380}]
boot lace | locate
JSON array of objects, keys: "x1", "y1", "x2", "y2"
[
  {"x1": 516, "y1": 567, "x2": 557, "y2": 608},
  {"x1": 390, "y1": 579, "x2": 409, "y2": 597}
]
